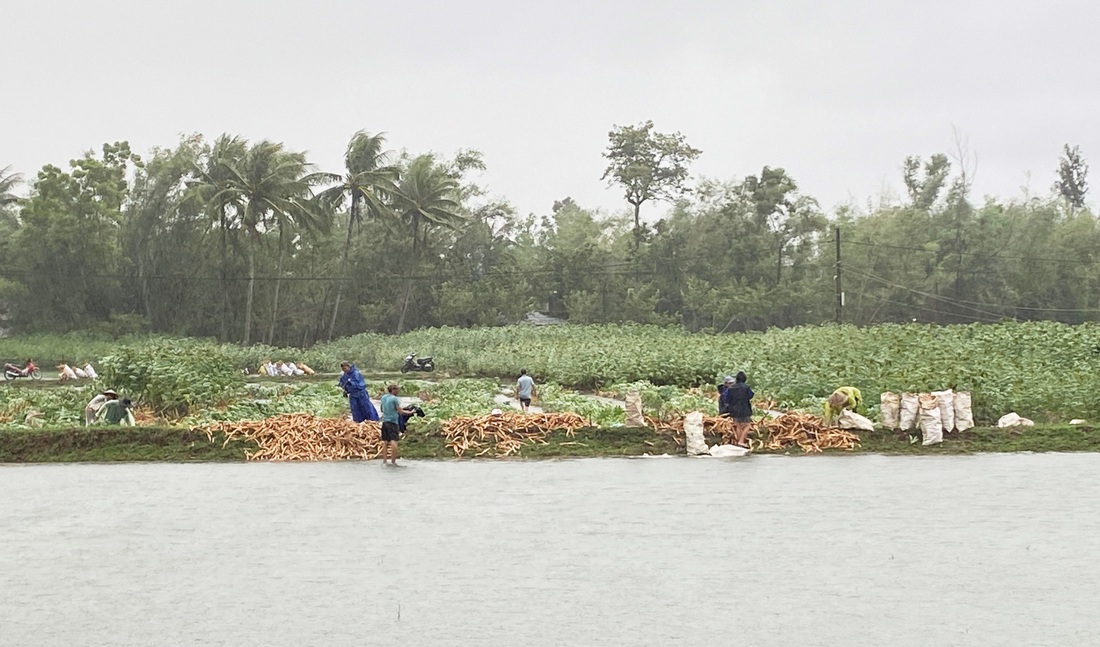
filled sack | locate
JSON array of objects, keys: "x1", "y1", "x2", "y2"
[
  {"x1": 880, "y1": 392, "x2": 901, "y2": 430},
  {"x1": 625, "y1": 391, "x2": 645, "y2": 427},
  {"x1": 953, "y1": 391, "x2": 974, "y2": 432},
  {"x1": 684, "y1": 411, "x2": 709, "y2": 456},
  {"x1": 899, "y1": 393, "x2": 920, "y2": 431},
  {"x1": 931, "y1": 389, "x2": 955, "y2": 433},
  {"x1": 919, "y1": 393, "x2": 943, "y2": 445},
  {"x1": 838, "y1": 409, "x2": 875, "y2": 432}
]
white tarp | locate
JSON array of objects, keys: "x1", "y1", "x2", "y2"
[
  {"x1": 838, "y1": 409, "x2": 876, "y2": 431},
  {"x1": 919, "y1": 393, "x2": 943, "y2": 445},
  {"x1": 684, "y1": 411, "x2": 709, "y2": 455},
  {"x1": 997, "y1": 412, "x2": 1034, "y2": 428}
]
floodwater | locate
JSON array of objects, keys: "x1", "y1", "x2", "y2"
[{"x1": 3, "y1": 454, "x2": 1099, "y2": 646}]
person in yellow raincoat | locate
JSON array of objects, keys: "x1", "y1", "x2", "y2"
[{"x1": 824, "y1": 386, "x2": 863, "y2": 424}]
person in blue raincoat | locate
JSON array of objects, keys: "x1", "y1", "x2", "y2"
[{"x1": 339, "y1": 362, "x2": 379, "y2": 422}]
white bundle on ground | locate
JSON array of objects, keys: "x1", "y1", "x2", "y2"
[
  {"x1": 919, "y1": 393, "x2": 943, "y2": 445},
  {"x1": 625, "y1": 392, "x2": 645, "y2": 427},
  {"x1": 684, "y1": 411, "x2": 709, "y2": 455},
  {"x1": 880, "y1": 392, "x2": 901, "y2": 430},
  {"x1": 899, "y1": 393, "x2": 920, "y2": 431},
  {"x1": 932, "y1": 389, "x2": 955, "y2": 433},
  {"x1": 997, "y1": 413, "x2": 1034, "y2": 428},
  {"x1": 953, "y1": 392, "x2": 974, "y2": 431},
  {"x1": 838, "y1": 410, "x2": 875, "y2": 431},
  {"x1": 708, "y1": 444, "x2": 750, "y2": 457}
]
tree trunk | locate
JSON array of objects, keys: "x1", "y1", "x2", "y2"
[
  {"x1": 266, "y1": 239, "x2": 285, "y2": 345},
  {"x1": 327, "y1": 197, "x2": 358, "y2": 341},
  {"x1": 632, "y1": 202, "x2": 641, "y2": 230},
  {"x1": 244, "y1": 244, "x2": 255, "y2": 344},
  {"x1": 219, "y1": 206, "x2": 228, "y2": 342},
  {"x1": 395, "y1": 279, "x2": 414, "y2": 335},
  {"x1": 776, "y1": 238, "x2": 783, "y2": 286}
]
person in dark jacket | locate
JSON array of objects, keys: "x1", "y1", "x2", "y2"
[{"x1": 719, "y1": 372, "x2": 754, "y2": 447}]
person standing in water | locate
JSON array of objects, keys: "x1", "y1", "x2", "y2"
[
  {"x1": 380, "y1": 384, "x2": 414, "y2": 465},
  {"x1": 516, "y1": 369, "x2": 536, "y2": 413},
  {"x1": 719, "y1": 371, "x2": 754, "y2": 447}
]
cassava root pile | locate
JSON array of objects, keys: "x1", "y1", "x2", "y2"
[
  {"x1": 197, "y1": 413, "x2": 384, "y2": 461},
  {"x1": 442, "y1": 411, "x2": 588, "y2": 457},
  {"x1": 651, "y1": 412, "x2": 860, "y2": 453}
]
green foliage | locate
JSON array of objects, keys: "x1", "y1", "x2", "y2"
[
  {"x1": 602, "y1": 120, "x2": 701, "y2": 228},
  {"x1": 98, "y1": 342, "x2": 245, "y2": 415}
]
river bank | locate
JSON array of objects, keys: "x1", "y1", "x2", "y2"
[{"x1": 2, "y1": 424, "x2": 1098, "y2": 463}]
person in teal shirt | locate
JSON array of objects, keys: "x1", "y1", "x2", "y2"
[{"x1": 379, "y1": 384, "x2": 414, "y2": 465}]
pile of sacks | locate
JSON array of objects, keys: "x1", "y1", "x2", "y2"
[{"x1": 880, "y1": 390, "x2": 974, "y2": 446}]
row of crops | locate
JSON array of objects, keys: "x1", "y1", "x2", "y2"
[{"x1": 3, "y1": 321, "x2": 1099, "y2": 421}]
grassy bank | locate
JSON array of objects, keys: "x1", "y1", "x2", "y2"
[{"x1": 3, "y1": 424, "x2": 1098, "y2": 463}]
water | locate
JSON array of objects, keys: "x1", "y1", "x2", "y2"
[{"x1": 3, "y1": 454, "x2": 1099, "y2": 646}]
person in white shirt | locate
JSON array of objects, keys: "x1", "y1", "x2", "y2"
[{"x1": 85, "y1": 389, "x2": 119, "y2": 426}]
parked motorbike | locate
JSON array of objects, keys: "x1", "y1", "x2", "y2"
[
  {"x1": 4, "y1": 359, "x2": 41, "y2": 381},
  {"x1": 400, "y1": 352, "x2": 435, "y2": 373}
]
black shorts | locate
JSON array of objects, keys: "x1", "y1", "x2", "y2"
[
  {"x1": 381, "y1": 421, "x2": 400, "y2": 441},
  {"x1": 733, "y1": 415, "x2": 752, "y2": 424},
  {"x1": 520, "y1": 398, "x2": 532, "y2": 406}
]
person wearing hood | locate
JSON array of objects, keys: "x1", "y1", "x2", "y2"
[
  {"x1": 85, "y1": 389, "x2": 119, "y2": 426},
  {"x1": 719, "y1": 372, "x2": 754, "y2": 447},
  {"x1": 339, "y1": 362, "x2": 379, "y2": 422}
]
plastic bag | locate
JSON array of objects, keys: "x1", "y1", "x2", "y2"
[
  {"x1": 899, "y1": 393, "x2": 920, "y2": 431},
  {"x1": 838, "y1": 410, "x2": 875, "y2": 431},
  {"x1": 932, "y1": 389, "x2": 955, "y2": 433},
  {"x1": 880, "y1": 392, "x2": 901, "y2": 430},
  {"x1": 953, "y1": 391, "x2": 974, "y2": 432},
  {"x1": 684, "y1": 411, "x2": 708, "y2": 455},
  {"x1": 919, "y1": 393, "x2": 943, "y2": 445},
  {"x1": 625, "y1": 392, "x2": 645, "y2": 427}
]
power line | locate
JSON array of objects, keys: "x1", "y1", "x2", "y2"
[{"x1": 840, "y1": 238, "x2": 1098, "y2": 266}]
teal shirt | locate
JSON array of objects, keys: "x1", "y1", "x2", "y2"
[{"x1": 381, "y1": 393, "x2": 401, "y2": 423}]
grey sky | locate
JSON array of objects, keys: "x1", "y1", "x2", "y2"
[{"x1": 4, "y1": 0, "x2": 1098, "y2": 219}]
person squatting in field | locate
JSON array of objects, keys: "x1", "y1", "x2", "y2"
[
  {"x1": 719, "y1": 372, "x2": 754, "y2": 447},
  {"x1": 823, "y1": 386, "x2": 863, "y2": 425},
  {"x1": 339, "y1": 362, "x2": 379, "y2": 423},
  {"x1": 380, "y1": 384, "x2": 416, "y2": 465}
]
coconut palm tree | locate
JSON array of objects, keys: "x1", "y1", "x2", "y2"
[
  {"x1": 219, "y1": 140, "x2": 326, "y2": 344},
  {"x1": 0, "y1": 165, "x2": 22, "y2": 207},
  {"x1": 316, "y1": 131, "x2": 398, "y2": 341},
  {"x1": 391, "y1": 155, "x2": 466, "y2": 333},
  {"x1": 189, "y1": 135, "x2": 248, "y2": 341}
]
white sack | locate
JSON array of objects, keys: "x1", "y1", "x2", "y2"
[
  {"x1": 880, "y1": 392, "x2": 901, "y2": 430},
  {"x1": 1071, "y1": 419, "x2": 1087, "y2": 425},
  {"x1": 684, "y1": 411, "x2": 709, "y2": 456},
  {"x1": 953, "y1": 391, "x2": 974, "y2": 432},
  {"x1": 899, "y1": 393, "x2": 920, "y2": 431},
  {"x1": 997, "y1": 413, "x2": 1034, "y2": 428},
  {"x1": 932, "y1": 389, "x2": 955, "y2": 433},
  {"x1": 83, "y1": 363, "x2": 98, "y2": 379},
  {"x1": 919, "y1": 393, "x2": 943, "y2": 446},
  {"x1": 708, "y1": 444, "x2": 751, "y2": 458},
  {"x1": 73, "y1": 367, "x2": 88, "y2": 379},
  {"x1": 838, "y1": 410, "x2": 876, "y2": 432},
  {"x1": 625, "y1": 392, "x2": 645, "y2": 427}
]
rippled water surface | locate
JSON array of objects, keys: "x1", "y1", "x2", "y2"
[{"x1": 3, "y1": 454, "x2": 1100, "y2": 646}]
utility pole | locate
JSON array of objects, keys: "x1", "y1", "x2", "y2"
[{"x1": 835, "y1": 226, "x2": 843, "y2": 324}]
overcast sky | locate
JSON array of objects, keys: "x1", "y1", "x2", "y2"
[{"x1": 3, "y1": 0, "x2": 1098, "y2": 219}]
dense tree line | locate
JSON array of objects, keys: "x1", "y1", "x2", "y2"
[{"x1": 0, "y1": 130, "x2": 1094, "y2": 344}]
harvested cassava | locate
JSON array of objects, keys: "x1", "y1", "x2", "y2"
[
  {"x1": 652, "y1": 412, "x2": 859, "y2": 454},
  {"x1": 755, "y1": 412, "x2": 860, "y2": 453},
  {"x1": 196, "y1": 413, "x2": 384, "y2": 461},
  {"x1": 442, "y1": 411, "x2": 588, "y2": 457}
]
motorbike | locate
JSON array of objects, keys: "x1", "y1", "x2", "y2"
[
  {"x1": 400, "y1": 352, "x2": 435, "y2": 373},
  {"x1": 4, "y1": 360, "x2": 41, "y2": 381}
]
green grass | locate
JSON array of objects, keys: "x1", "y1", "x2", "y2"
[{"x1": 4, "y1": 423, "x2": 1098, "y2": 463}]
